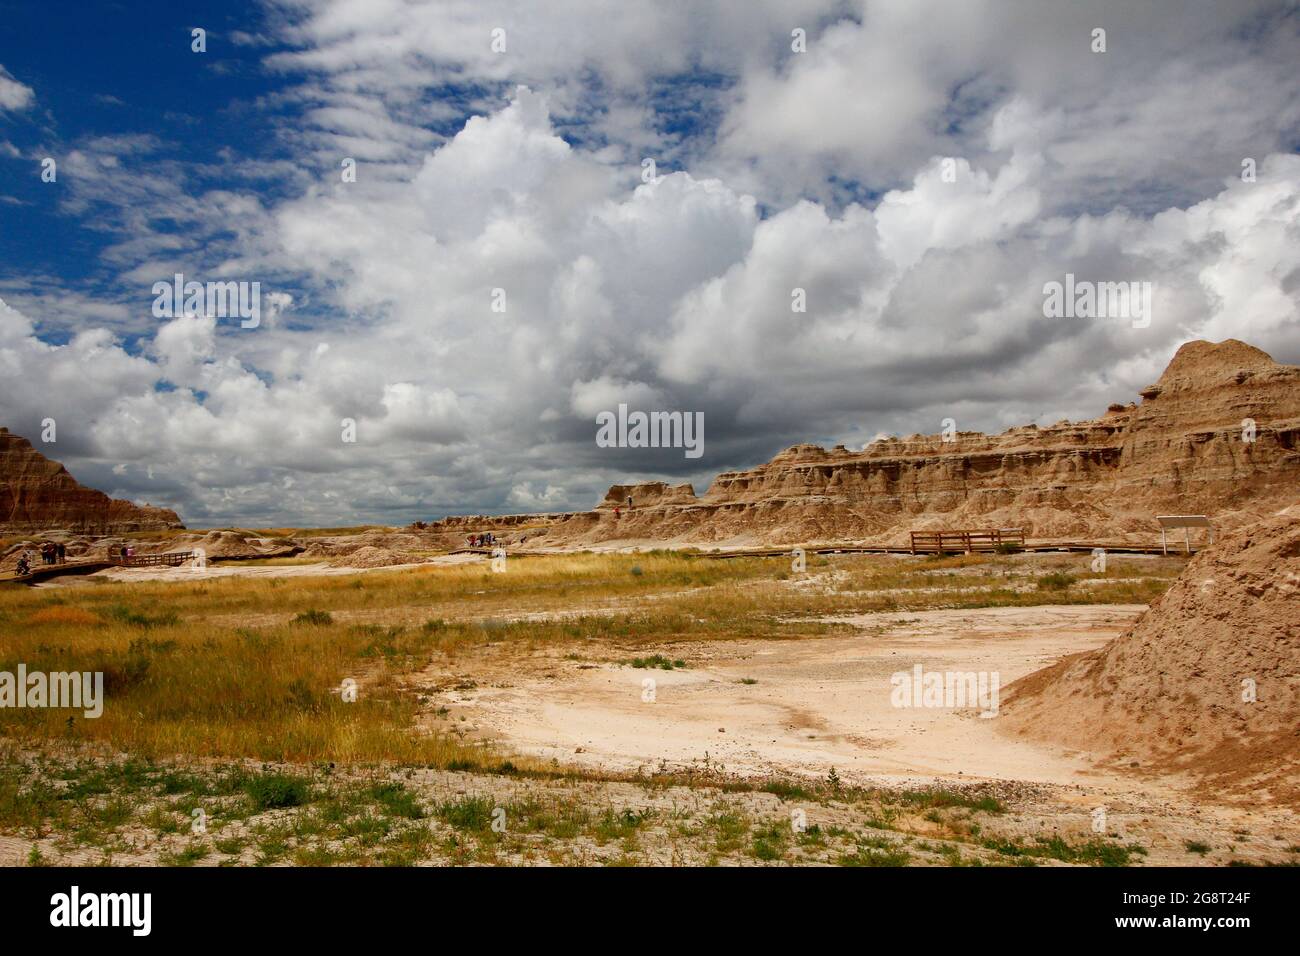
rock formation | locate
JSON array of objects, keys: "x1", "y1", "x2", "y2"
[
  {"x1": 431, "y1": 339, "x2": 1300, "y2": 546},
  {"x1": 1000, "y1": 504, "x2": 1300, "y2": 802},
  {"x1": 0, "y1": 428, "x2": 184, "y2": 534}
]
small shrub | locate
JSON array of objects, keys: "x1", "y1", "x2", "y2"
[
  {"x1": 370, "y1": 783, "x2": 425, "y2": 820},
  {"x1": 628, "y1": 654, "x2": 684, "y2": 670},
  {"x1": 437, "y1": 796, "x2": 495, "y2": 832},
  {"x1": 292, "y1": 609, "x2": 334, "y2": 626},
  {"x1": 243, "y1": 773, "x2": 312, "y2": 812}
]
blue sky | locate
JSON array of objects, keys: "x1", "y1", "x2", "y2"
[
  {"x1": 1, "y1": 2, "x2": 280, "y2": 283},
  {"x1": 0, "y1": 1, "x2": 1297, "y2": 527}
]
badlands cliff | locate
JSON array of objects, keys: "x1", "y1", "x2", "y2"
[
  {"x1": 0, "y1": 428, "x2": 183, "y2": 534},
  {"x1": 434, "y1": 339, "x2": 1300, "y2": 547}
]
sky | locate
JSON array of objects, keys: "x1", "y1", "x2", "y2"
[{"x1": 0, "y1": 0, "x2": 1297, "y2": 527}]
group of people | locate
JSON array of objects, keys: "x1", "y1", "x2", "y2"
[
  {"x1": 13, "y1": 541, "x2": 66, "y2": 576},
  {"x1": 467, "y1": 532, "x2": 497, "y2": 548}
]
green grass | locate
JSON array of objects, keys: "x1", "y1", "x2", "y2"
[
  {"x1": 436, "y1": 796, "x2": 496, "y2": 832},
  {"x1": 369, "y1": 782, "x2": 425, "y2": 820},
  {"x1": 243, "y1": 773, "x2": 312, "y2": 811},
  {"x1": 982, "y1": 835, "x2": 1147, "y2": 866},
  {"x1": 838, "y1": 844, "x2": 912, "y2": 866},
  {"x1": 760, "y1": 780, "x2": 814, "y2": 801},
  {"x1": 627, "y1": 654, "x2": 686, "y2": 670},
  {"x1": 159, "y1": 842, "x2": 209, "y2": 866},
  {"x1": 750, "y1": 822, "x2": 788, "y2": 861},
  {"x1": 898, "y1": 787, "x2": 1005, "y2": 814}
]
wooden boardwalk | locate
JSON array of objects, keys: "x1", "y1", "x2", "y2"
[
  {"x1": 698, "y1": 541, "x2": 1188, "y2": 559},
  {"x1": 1, "y1": 541, "x2": 1191, "y2": 584},
  {"x1": 0, "y1": 551, "x2": 195, "y2": 585},
  {"x1": 909, "y1": 528, "x2": 1025, "y2": 554},
  {"x1": 0, "y1": 558, "x2": 112, "y2": 585}
]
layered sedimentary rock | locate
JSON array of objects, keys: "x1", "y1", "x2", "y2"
[
  {"x1": 0, "y1": 428, "x2": 184, "y2": 534},
  {"x1": 598, "y1": 482, "x2": 698, "y2": 509},
  {"x1": 432, "y1": 339, "x2": 1300, "y2": 546}
]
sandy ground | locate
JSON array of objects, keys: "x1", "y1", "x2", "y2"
[
  {"x1": 428, "y1": 604, "x2": 1142, "y2": 786},
  {"x1": 413, "y1": 602, "x2": 1298, "y2": 851}
]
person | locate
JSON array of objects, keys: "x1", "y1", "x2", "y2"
[
  {"x1": 56, "y1": 542, "x2": 66, "y2": 564},
  {"x1": 15, "y1": 555, "x2": 29, "y2": 576},
  {"x1": 627, "y1": 495, "x2": 634, "y2": 510},
  {"x1": 614, "y1": 506, "x2": 620, "y2": 518}
]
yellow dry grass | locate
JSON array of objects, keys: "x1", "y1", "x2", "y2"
[{"x1": 0, "y1": 550, "x2": 1181, "y2": 770}]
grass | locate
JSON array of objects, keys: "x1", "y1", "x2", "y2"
[
  {"x1": 981, "y1": 835, "x2": 1147, "y2": 866},
  {"x1": 750, "y1": 822, "x2": 788, "y2": 861},
  {"x1": 627, "y1": 654, "x2": 686, "y2": 670},
  {"x1": 5, "y1": 744, "x2": 1269, "y2": 868},
  {"x1": 839, "y1": 843, "x2": 912, "y2": 866},
  {"x1": 898, "y1": 787, "x2": 1005, "y2": 814},
  {"x1": 1035, "y1": 572, "x2": 1077, "y2": 591},
  {"x1": 291, "y1": 609, "x2": 334, "y2": 626},
  {"x1": 369, "y1": 783, "x2": 425, "y2": 819},
  {"x1": 0, "y1": 550, "x2": 1182, "y2": 772},
  {"x1": 436, "y1": 796, "x2": 496, "y2": 832},
  {"x1": 244, "y1": 773, "x2": 312, "y2": 811}
]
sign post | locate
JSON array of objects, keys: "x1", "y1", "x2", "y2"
[{"x1": 1156, "y1": 515, "x2": 1213, "y2": 555}]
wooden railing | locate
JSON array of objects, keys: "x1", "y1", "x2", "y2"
[
  {"x1": 108, "y1": 551, "x2": 195, "y2": 568},
  {"x1": 909, "y1": 529, "x2": 1025, "y2": 555}
]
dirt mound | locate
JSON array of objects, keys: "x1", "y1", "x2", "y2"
[
  {"x1": 167, "y1": 530, "x2": 297, "y2": 559},
  {"x1": 294, "y1": 529, "x2": 441, "y2": 557},
  {"x1": 330, "y1": 546, "x2": 419, "y2": 568},
  {"x1": 1000, "y1": 507, "x2": 1300, "y2": 803}
]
